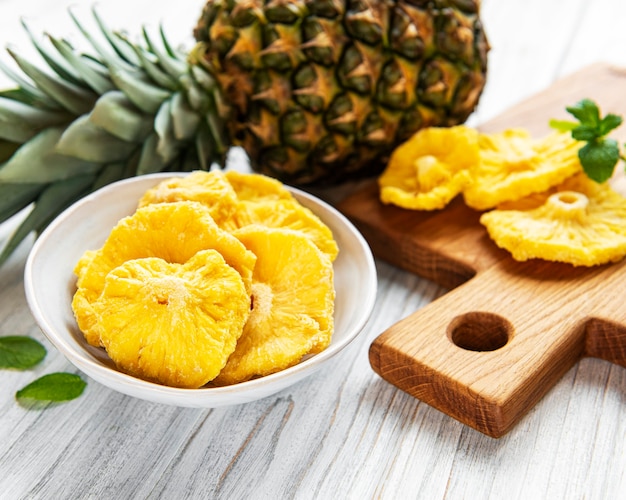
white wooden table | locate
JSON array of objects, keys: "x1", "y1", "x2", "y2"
[{"x1": 1, "y1": 1, "x2": 625, "y2": 498}]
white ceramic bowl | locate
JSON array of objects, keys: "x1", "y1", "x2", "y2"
[{"x1": 24, "y1": 172, "x2": 377, "y2": 407}]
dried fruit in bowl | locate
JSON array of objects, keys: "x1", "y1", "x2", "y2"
[
  {"x1": 72, "y1": 172, "x2": 339, "y2": 388},
  {"x1": 378, "y1": 126, "x2": 479, "y2": 210},
  {"x1": 213, "y1": 226, "x2": 335, "y2": 386},
  {"x1": 480, "y1": 174, "x2": 626, "y2": 266},
  {"x1": 140, "y1": 170, "x2": 339, "y2": 261},
  {"x1": 72, "y1": 201, "x2": 256, "y2": 346},
  {"x1": 463, "y1": 130, "x2": 583, "y2": 210},
  {"x1": 137, "y1": 171, "x2": 239, "y2": 226},
  {"x1": 227, "y1": 172, "x2": 337, "y2": 256},
  {"x1": 231, "y1": 199, "x2": 339, "y2": 261},
  {"x1": 93, "y1": 250, "x2": 250, "y2": 388},
  {"x1": 224, "y1": 171, "x2": 339, "y2": 260},
  {"x1": 224, "y1": 171, "x2": 293, "y2": 203}
]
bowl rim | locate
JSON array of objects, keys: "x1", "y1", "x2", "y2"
[{"x1": 23, "y1": 172, "x2": 378, "y2": 404}]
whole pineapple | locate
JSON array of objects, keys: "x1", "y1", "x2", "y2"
[{"x1": 0, "y1": 1, "x2": 488, "y2": 263}]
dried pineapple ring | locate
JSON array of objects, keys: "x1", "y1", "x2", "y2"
[
  {"x1": 93, "y1": 250, "x2": 250, "y2": 388},
  {"x1": 137, "y1": 170, "x2": 239, "y2": 226},
  {"x1": 231, "y1": 198, "x2": 339, "y2": 261},
  {"x1": 213, "y1": 226, "x2": 335, "y2": 386},
  {"x1": 463, "y1": 129, "x2": 583, "y2": 211},
  {"x1": 224, "y1": 171, "x2": 339, "y2": 259},
  {"x1": 72, "y1": 201, "x2": 256, "y2": 346},
  {"x1": 378, "y1": 125, "x2": 479, "y2": 210},
  {"x1": 137, "y1": 171, "x2": 338, "y2": 261},
  {"x1": 480, "y1": 174, "x2": 626, "y2": 266},
  {"x1": 225, "y1": 170, "x2": 293, "y2": 202}
]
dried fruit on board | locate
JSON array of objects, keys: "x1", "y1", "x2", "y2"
[
  {"x1": 213, "y1": 226, "x2": 335, "y2": 386},
  {"x1": 480, "y1": 174, "x2": 626, "y2": 266},
  {"x1": 93, "y1": 251, "x2": 250, "y2": 388},
  {"x1": 378, "y1": 125, "x2": 479, "y2": 210},
  {"x1": 463, "y1": 129, "x2": 583, "y2": 210}
]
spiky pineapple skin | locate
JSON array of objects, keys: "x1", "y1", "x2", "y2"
[{"x1": 193, "y1": 0, "x2": 489, "y2": 185}]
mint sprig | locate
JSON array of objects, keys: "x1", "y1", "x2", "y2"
[{"x1": 550, "y1": 98, "x2": 624, "y2": 183}]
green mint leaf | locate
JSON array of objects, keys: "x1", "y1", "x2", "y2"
[
  {"x1": 566, "y1": 99, "x2": 600, "y2": 127},
  {"x1": 16, "y1": 372, "x2": 87, "y2": 402},
  {"x1": 578, "y1": 138, "x2": 620, "y2": 183},
  {"x1": 548, "y1": 119, "x2": 578, "y2": 132},
  {"x1": 554, "y1": 99, "x2": 624, "y2": 183},
  {"x1": 598, "y1": 113, "x2": 623, "y2": 136},
  {"x1": 571, "y1": 124, "x2": 601, "y2": 142},
  {"x1": 0, "y1": 336, "x2": 46, "y2": 369}
]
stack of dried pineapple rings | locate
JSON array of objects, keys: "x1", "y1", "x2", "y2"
[
  {"x1": 378, "y1": 125, "x2": 626, "y2": 267},
  {"x1": 72, "y1": 171, "x2": 337, "y2": 389}
]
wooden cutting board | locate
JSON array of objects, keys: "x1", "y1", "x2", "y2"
[{"x1": 337, "y1": 63, "x2": 626, "y2": 438}]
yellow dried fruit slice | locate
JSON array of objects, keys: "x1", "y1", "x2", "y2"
[
  {"x1": 231, "y1": 198, "x2": 339, "y2": 261},
  {"x1": 378, "y1": 125, "x2": 479, "y2": 210},
  {"x1": 72, "y1": 201, "x2": 256, "y2": 346},
  {"x1": 74, "y1": 249, "x2": 97, "y2": 284},
  {"x1": 225, "y1": 170, "x2": 293, "y2": 202},
  {"x1": 464, "y1": 130, "x2": 583, "y2": 211},
  {"x1": 137, "y1": 170, "x2": 238, "y2": 227},
  {"x1": 213, "y1": 226, "x2": 335, "y2": 386},
  {"x1": 72, "y1": 249, "x2": 101, "y2": 346},
  {"x1": 480, "y1": 174, "x2": 626, "y2": 266},
  {"x1": 93, "y1": 250, "x2": 250, "y2": 388},
  {"x1": 225, "y1": 171, "x2": 338, "y2": 260},
  {"x1": 137, "y1": 171, "x2": 338, "y2": 260}
]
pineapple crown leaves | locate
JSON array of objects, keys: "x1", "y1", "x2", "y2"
[
  {"x1": 550, "y1": 98, "x2": 625, "y2": 183},
  {"x1": 0, "y1": 8, "x2": 229, "y2": 266}
]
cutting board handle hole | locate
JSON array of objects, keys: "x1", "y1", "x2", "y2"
[{"x1": 448, "y1": 312, "x2": 512, "y2": 352}]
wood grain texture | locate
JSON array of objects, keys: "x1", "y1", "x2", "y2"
[
  {"x1": 370, "y1": 258, "x2": 626, "y2": 437},
  {"x1": 339, "y1": 64, "x2": 626, "y2": 437},
  {"x1": 1, "y1": 1, "x2": 626, "y2": 498}
]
